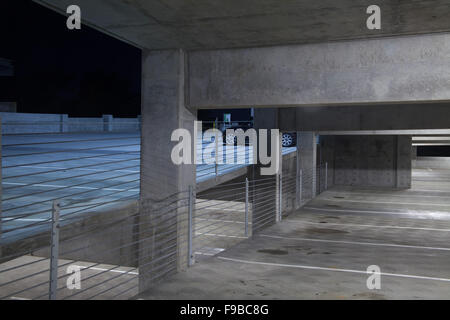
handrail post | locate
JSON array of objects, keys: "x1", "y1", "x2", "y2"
[
  {"x1": 187, "y1": 186, "x2": 194, "y2": 267},
  {"x1": 49, "y1": 200, "x2": 60, "y2": 300},
  {"x1": 245, "y1": 177, "x2": 249, "y2": 237},
  {"x1": 300, "y1": 169, "x2": 303, "y2": 206},
  {"x1": 278, "y1": 174, "x2": 283, "y2": 222}
]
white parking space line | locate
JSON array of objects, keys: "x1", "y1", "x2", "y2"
[
  {"x1": 75, "y1": 265, "x2": 138, "y2": 275},
  {"x1": 286, "y1": 220, "x2": 450, "y2": 232},
  {"x1": 195, "y1": 252, "x2": 216, "y2": 256},
  {"x1": 198, "y1": 208, "x2": 245, "y2": 213},
  {"x1": 17, "y1": 165, "x2": 139, "y2": 173},
  {"x1": 3, "y1": 218, "x2": 49, "y2": 222},
  {"x1": 3, "y1": 182, "x2": 139, "y2": 192},
  {"x1": 196, "y1": 218, "x2": 252, "y2": 225},
  {"x1": 328, "y1": 191, "x2": 450, "y2": 199},
  {"x1": 87, "y1": 157, "x2": 140, "y2": 162},
  {"x1": 195, "y1": 232, "x2": 247, "y2": 239},
  {"x1": 259, "y1": 234, "x2": 450, "y2": 251},
  {"x1": 411, "y1": 189, "x2": 450, "y2": 194},
  {"x1": 303, "y1": 206, "x2": 450, "y2": 218},
  {"x1": 322, "y1": 197, "x2": 450, "y2": 207},
  {"x1": 217, "y1": 256, "x2": 450, "y2": 283}
]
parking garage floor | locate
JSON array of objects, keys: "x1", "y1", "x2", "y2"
[{"x1": 137, "y1": 170, "x2": 450, "y2": 300}]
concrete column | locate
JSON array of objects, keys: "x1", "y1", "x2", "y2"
[
  {"x1": 139, "y1": 49, "x2": 196, "y2": 293},
  {"x1": 276, "y1": 133, "x2": 283, "y2": 221},
  {"x1": 412, "y1": 146, "x2": 417, "y2": 160},
  {"x1": 103, "y1": 114, "x2": 113, "y2": 132},
  {"x1": 411, "y1": 145, "x2": 418, "y2": 169},
  {"x1": 296, "y1": 143, "x2": 301, "y2": 208},
  {"x1": 320, "y1": 136, "x2": 335, "y2": 190},
  {"x1": 297, "y1": 132, "x2": 317, "y2": 201},
  {"x1": 396, "y1": 136, "x2": 412, "y2": 189},
  {"x1": 60, "y1": 114, "x2": 68, "y2": 133}
]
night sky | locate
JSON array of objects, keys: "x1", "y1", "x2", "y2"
[{"x1": 0, "y1": 0, "x2": 141, "y2": 117}]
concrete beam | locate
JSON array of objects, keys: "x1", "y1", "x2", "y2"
[
  {"x1": 189, "y1": 33, "x2": 450, "y2": 108},
  {"x1": 283, "y1": 103, "x2": 450, "y2": 132},
  {"x1": 319, "y1": 129, "x2": 450, "y2": 136}
]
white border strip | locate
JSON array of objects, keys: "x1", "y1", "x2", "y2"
[
  {"x1": 259, "y1": 234, "x2": 450, "y2": 251},
  {"x1": 217, "y1": 256, "x2": 450, "y2": 283}
]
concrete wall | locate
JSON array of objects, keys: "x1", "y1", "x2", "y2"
[
  {"x1": 189, "y1": 33, "x2": 450, "y2": 108},
  {"x1": 0, "y1": 112, "x2": 62, "y2": 134},
  {"x1": 323, "y1": 135, "x2": 412, "y2": 189},
  {"x1": 0, "y1": 112, "x2": 140, "y2": 134}
]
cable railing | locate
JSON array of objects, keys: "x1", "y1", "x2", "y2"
[
  {"x1": 1, "y1": 163, "x2": 327, "y2": 300},
  {"x1": 0, "y1": 119, "x2": 330, "y2": 300}
]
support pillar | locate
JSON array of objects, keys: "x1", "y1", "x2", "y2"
[
  {"x1": 276, "y1": 132, "x2": 283, "y2": 221},
  {"x1": 396, "y1": 136, "x2": 412, "y2": 189},
  {"x1": 103, "y1": 114, "x2": 113, "y2": 132},
  {"x1": 297, "y1": 132, "x2": 317, "y2": 201},
  {"x1": 139, "y1": 49, "x2": 196, "y2": 293},
  {"x1": 60, "y1": 114, "x2": 68, "y2": 133}
]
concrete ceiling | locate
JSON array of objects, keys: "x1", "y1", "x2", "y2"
[{"x1": 35, "y1": 0, "x2": 450, "y2": 50}]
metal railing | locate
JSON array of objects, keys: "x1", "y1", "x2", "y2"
[
  {"x1": 1, "y1": 168, "x2": 312, "y2": 300},
  {"x1": 0, "y1": 119, "x2": 329, "y2": 300}
]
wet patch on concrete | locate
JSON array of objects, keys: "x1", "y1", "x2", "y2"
[
  {"x1": 304, "y1": 227, "x2": 349, "y2": 235},
  {"x1": 306, "y1": 251, "x2": 333, "y2": 255},
  {"x1": 257, "y1": 249, "x2": 288, "y2": 255},
  {"x1": 282, "y1": 245, "x2": 333, "y2": 255},
  {"x1": 326, "y1": 204, "x2": 342, "y2": 208},
  {"x1": 352, "y1": 292, "x2": 386, "y2": 300}
]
